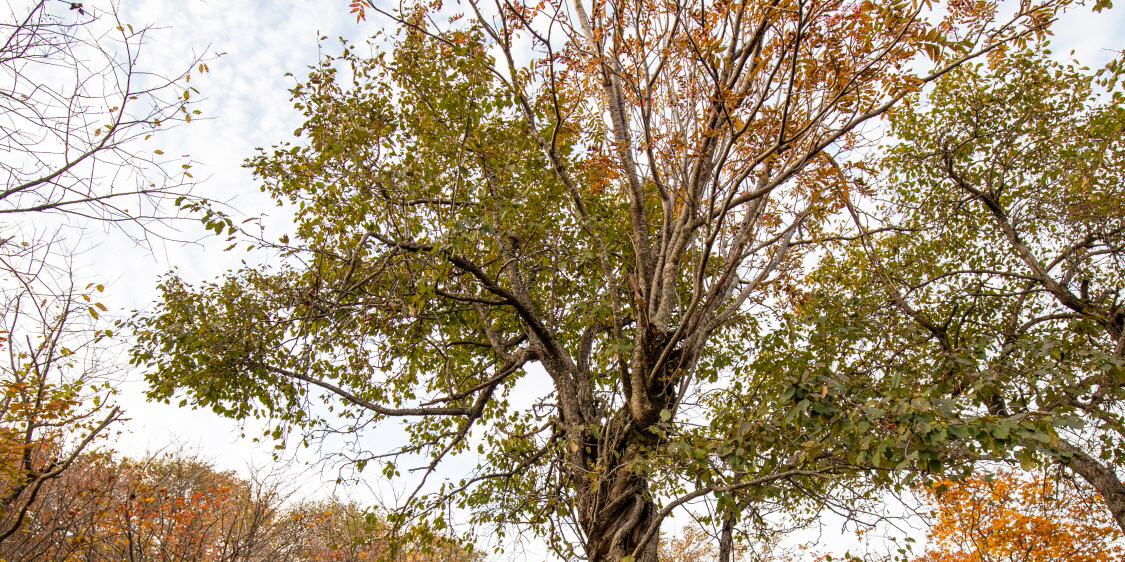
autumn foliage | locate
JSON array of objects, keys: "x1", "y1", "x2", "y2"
[
  {"x1": 915, "y1": 471, "x2": 1125, "y2": 562},
  {"x1": 0, "y1": 237, "x2": 122, "y2": 543},
  {"x1": 0, "y1": 451, "x2": 477, "y2": 562},
  {"x1": 131, "y1": 0, "x2": 1085, "y2": 559}
]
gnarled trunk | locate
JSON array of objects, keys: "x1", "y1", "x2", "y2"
[
  {"x1": 578, "y1": 327, "x2": 691, "y2": 562},
  {"x1": 575, "y1": 436, "x2": 662, "y2": 562}
]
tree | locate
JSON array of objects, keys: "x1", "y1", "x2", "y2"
[
  {"x1": 293, "y1": 499, "x2": 480, "y2": 562},
  {"x1": 915, "y1": 470, "x2": 1124, "y2": 562},
  {"x1": 1, "y1": 0, "x2": 210, "y2": 233},
  {"x1": 0, "y1": 449, "x2": 480, "y2": 562},
  {"x1": 0, "y1": 235, "x2": 121, "y2": 543},
  {"x1": 1, "y1": 0, "x2": 211, "y2": 543},
  {"x1": 130, "y1": 1, "x2": 1077, "y2": 560},
  {"x1": 777, "y1": 44, "x2": 1125, "y2": 531},
  {"x1": 659, "y1": 524, "x2": 797, "y2": 562}
]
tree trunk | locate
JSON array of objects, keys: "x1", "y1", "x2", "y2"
[
  {"x1": 718, "y1": 514, "x2": 735, "y2": 562},
  {"x1": 576, "y1": 436, "x2": 662, "y2": 562},
  {"x1": 1058, "y1": 438, "x2": 1125, "y2": 534},
  {"x1": 560, "y1": 312, "x2": 689, "y2": 562}
]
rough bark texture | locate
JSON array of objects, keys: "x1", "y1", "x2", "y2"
[
  {"x1": 1059, "y1": 439, "x2": 1125, "y2": 534},
  {"x1": 557, "y1": 338, "x2": 687, "y2": 562}
]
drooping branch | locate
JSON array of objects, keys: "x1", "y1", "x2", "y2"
[{"x1": 263, "y1": 347, "x2": 532, "y2": 417}]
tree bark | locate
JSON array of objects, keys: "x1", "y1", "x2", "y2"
[
  {"x1": 577, "y1": 436, "x2": 662, "y2": 562},
  {"x1": 1058, "y1": 439, "x2": 1125, "y2": 534},
  {"x1": 561, "y1": 324, "x2": 687, "y2": 562},
  {"x1": 718, "y1": 513, "x2": 735, "y2": 562}
]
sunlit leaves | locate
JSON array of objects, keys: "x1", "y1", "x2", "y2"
[{"x1": 916, "y1": 471, "x2": 1124, "y2": 562}]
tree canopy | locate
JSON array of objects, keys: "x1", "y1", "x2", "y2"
[
  {"x1": 780, "y1": 43, "x2": 1125, "y2": 531},
  {"x1": 129, "y1": 0, "x2": 1106, "y2": 561}
]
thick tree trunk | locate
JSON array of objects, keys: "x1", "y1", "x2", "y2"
[
  {"x1": 567, "y1": 397, "x2": 670, "y2": 562},
  {"x1": 558, "y1": 313, "x2": 689, "y2": 562},
  {"x1": 576, "y1": 438, "x2": 662, "y2": 562},
  {"x1": 586, "y1": 486, "x2": 660, "y2": 562},
  {"x1": 1058, "y1": 439, "x2": 1125, "y2": 534}
]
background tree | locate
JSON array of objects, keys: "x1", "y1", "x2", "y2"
[
  {"x1": 294, "y1": 499, "x2": 479, "y2": 562},
  {"x1": 659, "y1": 523, "x2": 798, "y2": 562},
  {"x1": 0, "y1": 0, "x2": 210, "y2": 233},
  {"x1": 0, "y1": 0, "x2": 212, "y2": 544},
  {"x1": 0, "y1": 448, "x2": 480, "y2": 562},
  {"x1": 0, "y1": 234, "x2": 120, "y2": 542},
  {"x1": 131, "y1": 0, "x2": 1078, "y2": 560},
  {"x1": 773, "y1": 45, "x2": 1125, "y2": 530},
  {"x1": 915, "y1": 470, "x2": 1124, "y2": 562}
]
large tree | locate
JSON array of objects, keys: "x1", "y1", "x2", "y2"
[{"x1": 131, "y1": 1, "x2": 1077, "y2": 560}]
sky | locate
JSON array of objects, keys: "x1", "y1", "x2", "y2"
[
  {"x1": 10, "y1": 0, "x2": 1125, "y2": 558},
  {"x1": 75, "y1": 0, "x2": 392, "y2": 484}
]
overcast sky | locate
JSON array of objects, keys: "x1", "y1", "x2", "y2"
[
  {"x1": 89, "y1": 0, "x2": 393, "y2": 483},
  {"x1": 17, "y1": 0, "x2": 1125, "y2": 556}
]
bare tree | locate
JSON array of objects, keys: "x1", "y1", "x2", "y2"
[
  {"x1": 0, "y1": 0, "x2": 215, "y2": 543},
  {"x1": 0, "y1": 0, "x2": 212, "y2": 238}
]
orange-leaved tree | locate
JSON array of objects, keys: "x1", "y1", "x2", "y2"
[
  {"x1": 0, "y1": 449, "x2": 480, "y2": 562},
  {"x1": 916, "y1": 470, "x2": 1125, "y2": 562},
  {"x1": 293, "y1": 500, "x2": 479, "y2": 562},
  {"x1": 1, "y1": 451, "x2": 288, "y2": 562}
]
